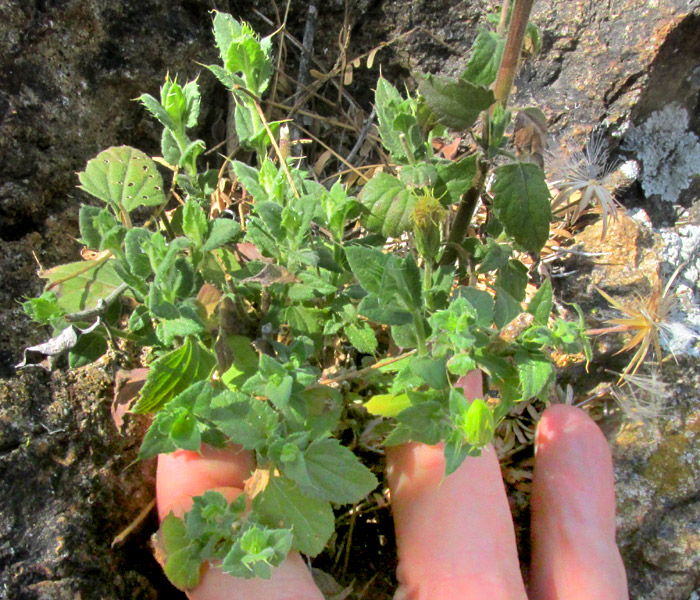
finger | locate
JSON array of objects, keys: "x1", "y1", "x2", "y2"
[
  {"x1": 156, "y1": 445, "x2": 255, "y2": 520},
  {"x1": 529, "y1": 404, "x2": 628, "y2": 600},
  {"x1": 386, "y1": 370, "x2": 528, "y2": 600},
  {"x1": 156, "y1": 447, "x2": 325, "y2": 600}
]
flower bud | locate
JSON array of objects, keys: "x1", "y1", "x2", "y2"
[{"x1": 411, "y1": 191, "x2": 446, "y2": 262}]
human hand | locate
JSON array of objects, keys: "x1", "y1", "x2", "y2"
[{"x1": 155, "y1": 370, "x2": 628, "y2": 600}]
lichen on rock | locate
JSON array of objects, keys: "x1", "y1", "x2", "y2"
[{"x1": 623, "y1": 104, "x2": 700, "y2": 204}]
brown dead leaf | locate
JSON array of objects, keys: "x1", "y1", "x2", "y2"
[
  {"x1": 513, "y1": 108, "x2": 548, "y2": 169},
  {"x1": 244, "y1": 468, "x2": 271, "y2": 500},
  {"x1": 242, "y1": 263, "x2": 299, "y2": 286}
]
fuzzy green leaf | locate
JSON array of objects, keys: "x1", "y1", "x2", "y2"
[
  {"x1": 514, "y1": 350, "x2": 554, "y2": 400},
  {"x1": 201, "y1": 219, "x2": 241, "y2": 252},
  {"x1": 419, "y1": 75, "x2": 495, "y2": 131},
  {"x1": 345, "y1": 322, "x2": 378, "y2": 354},
  {"x1": 138, "y1": 93, "x2": 177, "y2": 131},
  {"x1": 254, "y1": 475, "x2": 334, "y2": 557},
  {"x1": 301, "y1": 438, "x2": 378, "y2": 504},
  {"x1": 492, "y1": 163, "x2": 551, "y2": 253},
  {"x1": 125, "y1": 228, "x2": 153, "y2": 278},
  {"x1": 78, "y1": 205, "x2": 102, "y2": 249},
  {"x1": 78, "y1": 146, "x2": 167, "y2": 212},
  {"x1": 527, "y1": 278, "x2": 553, "y2": 325},
  {"x1": 165, "y1": 545, "x2": 202, "y2": 592},
  {"x1": 359, "y1": 172, "x2": 416, "y2": 238},
  {"x1": 462, "y1": 29, "x2": 506, "y2": 87},
  {"x1": 39, "y1": 259, "x2": 123, "y2": 314},
  {"x1": 433, "y1": 155, "x2": 478, "y2": 205},
  {"x1": 183, "y1": 200, "x2": 209, "y2": 247},
  {"x1": 344, "y1": 245, "x2": 388, "y2": 295},
  {"x1": 358, "y1": 295, "x2": 413, "y2": 326},
  {"x1": 133, "y1": 337, "x2": 216, "y2": 413}
]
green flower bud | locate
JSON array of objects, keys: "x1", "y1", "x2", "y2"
[{"x1": 411, "y1": 191, "x2": 446, "y2": 262}]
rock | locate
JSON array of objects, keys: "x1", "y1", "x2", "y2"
[
  {"x1": 0, "y1": 367, "x2": 170, "y2": 599},
  {"x1": 2, "y1": 1, "x2": 700, "y2": 599},
  {"x1": 613, "y1": 357, "x2": 700, "y2": 600}
]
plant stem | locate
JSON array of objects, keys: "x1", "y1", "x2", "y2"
[
  {"x1": 64, "y1": 282, "x2": 130, "y2": 323},
  {"x1": 413, "y1": 313, "x2": 428, "y2": 355},
  {"x1": 493, "y1": 0, "x2": 535, "y2": 108},
  {"x1": 496, "y1": 0, "x2": 512, "y2": 37},
  {"x1": 439, "y1": 156, "x2": 489, "y2": 266}
]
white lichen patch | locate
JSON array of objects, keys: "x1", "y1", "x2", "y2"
[{"x1": 623, "y1": 104, "x2": 700, "y2": 204}]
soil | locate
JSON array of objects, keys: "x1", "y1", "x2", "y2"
[{"x1": 1, "y1": 1, "x2": 699, "y2": 599}]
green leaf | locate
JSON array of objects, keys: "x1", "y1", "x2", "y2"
[
  {"x1": 78, "y1": 205, "x2": 102, "y2": 249},
  {"x1": 527, "y1": 278, "x2": 553, "y2": 325},
  {"x1": 160, "y1": 513, "x2": 189, "y2": 555},
  {"x1": 254, "y1": 475, "x2": 334, "y2": 557},
  {"x1": 514, "y1": 350, "x2": 554, "y2": 400},
  {"x1": 419, "y1": 75, "x2": 495, "y2": 130},
  {"x1": 391, "y1": 322, "x2": 419, "y2": 348},
  {"x1": 453, "y1": 287, "x2": 494, "y2": 328},
  {"x1": 22, "y1": 291, "x2": 65, "y2": 325},
  {"x1": 477, "y1": 240, "x2": 512, "y2": 274},
  {"x1": 444, "y1": 430, "x2": 472, "y2": 476},
  {"x1": 179, "y1": 139, "x2": 205, "y2": 170},
  {"x1": 388, "y1": 398, "x2": 446, "y2": 446},
  {"x1": 125, "y1": 228, "x2": 153, "y2": 278},
  {"x1": 301, "y1": 438, "x2": 378, "y2": 504},
  {"x1": 39, "y1": 259, "x2": 123, "y2": 314},
  {"x1": 161, "y1": 129, "x2": 181, "y2": 165},
  {"x1": 400, "y1": 163, "x2": 438, "y2": 187},
  {"x1": 410, "y1": 356, "x2": 448, "y2": 389},
  {"x1": 169, "y1": 409, "x2": 201, "y2": 451},
  {"x1": 78, "y1": 146, "x2": 167, "y2": 212},
  {"x1": 283, "y1": 305, "x2": 326, "y2": 337},
  {"x1": 433, "y1": 155, "x2": 478, "y2": 205},
  {"x1": 183, "y1": 200, "x2": 209, "y2": 247},
  {"x1": 345, "y1": 322, "x2": 378, "y2": 354},
  {"x1": 358, "y1": 295, "x2": 413, "y2": 326},
  {"x1": 222, "y1": 526, "x2": 292, "y2": 579},
  {"x1": 374, "y1": 78, "x2": 409, "y2": 160},
  {"x1": 380, "y1": 254, "x2": 422, "y2": 312},
  {"x1": 496, "y1": 259, "x2": 528, "y2": 302},
  {"x1": 359, "y1": 172, "x2": 416, "y2": 238},
  {"x1": 156, "y1": 316, "x2": 206, "y2": 346},
  {"x1": 492, "y1": 163, "x2": 551, "y2": 253},
  {"x1": 344, "y1": 245, "x2": 388, "y2": 295},
  {"x1": 364, "y1": 392, "x2": 411, "y2": 418},
  {"x1": 133, "y1": 338, "x2": 216, "y2": 413},
  {"x1": 165, "y1": 545, "x2": 202, "y2": 591},
  {"x1": 462, "y1": 29, "x2": 506, "y2": 86},
  {"x1": 201, "y1": 219, "x2": 241, "y2": 252},
  {"x1": 68, "y1": 332, "x2": 108, "y2": 369},
  {"x1": 138, "y1": 93, "x2": 177, "y2": 131}
]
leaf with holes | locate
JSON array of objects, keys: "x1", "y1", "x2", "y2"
[{"x1": 78, "y1": 146, "x2": 167, "y2": 212}]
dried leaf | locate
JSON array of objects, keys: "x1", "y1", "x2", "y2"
[
  {"x1": 244, "y1": 467, "x2": 271, "y2": 500},
  {"x1": 366, "y1": 47, "x2": 380, "y2": 69},
  {"x1": 513, "y1": 108, "x2": 548, "y2": 169},
  {"x1": 16, "y1": 319, "x2": 102, "y2": 370},
  {"x1": 241, "y1": 263, "x2": 299, "y2": 286}
]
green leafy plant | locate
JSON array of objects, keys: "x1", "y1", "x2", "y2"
[{"x1": 21, "y1": 4, "x2": 591, "y2": 591}]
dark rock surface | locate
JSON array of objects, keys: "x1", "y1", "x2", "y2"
[{"x1": 1, "y1": 0, "x2": 699, "y2": 598}]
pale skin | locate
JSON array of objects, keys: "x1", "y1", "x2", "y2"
[{"x1": 156, "y1": 370, "x2": 629, "y2": 600}]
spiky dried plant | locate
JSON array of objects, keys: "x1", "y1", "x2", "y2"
[
  {"x1": 549, "y1": 132, "x2": 621, "y2": 238},
  {"x1": 611, "y1": 369, "x2": 669, "y2": 422},
  {"x1": 589, "y1": 265, "x2": 688, "y2": 380}
]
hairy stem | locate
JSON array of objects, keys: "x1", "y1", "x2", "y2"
[
  {"x1": 439, "y1": 156, "x2": 489, "y2": 266},
  {"x1": 493, "y1": 0, "x2": 535, "y2": 108}
]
